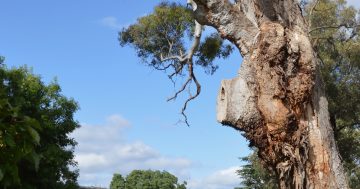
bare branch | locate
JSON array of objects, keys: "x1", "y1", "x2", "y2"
[
  {"x1": 159, "y1": 1, "x2": 204, "y2": 126},
  {"x1": 307, "y1": 0, "x2": 319, "y2": 29},
  {"x1": 309, "y1": 24, "x2": 360, "y2": 33},
  {"x1": 167, "y1": 64, "x2": 193, "y2": 101},
  {"x1": 181, "y1": 63, "x2": 201, "y2": 126},
  {"x1": 153, "y1": 63, "x2": 174, "y2": 71},
  {"x1": 160, "y1": 54, "x2": 186, "y2": 62},
  {"x1": 168, "y1": 62, "x2": 186, "y2": 78}
]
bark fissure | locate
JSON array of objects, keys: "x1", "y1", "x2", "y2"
[{"x1": 191, "y1": 0, "x2": 349, "y2": 188}]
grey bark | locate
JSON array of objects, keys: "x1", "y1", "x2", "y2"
[{"x1": 191, "y1": 0, "x2": 349, "y2": 188}]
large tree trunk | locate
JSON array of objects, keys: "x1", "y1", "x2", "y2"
[{"x1": 192, "y1": 0, "x2": 348, "y2": 188}]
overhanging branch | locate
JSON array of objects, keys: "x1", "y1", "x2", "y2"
[{"x1": 160, "y1": 1, "x2": 203, "y2": 126}]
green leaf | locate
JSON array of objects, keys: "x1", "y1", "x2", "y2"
[
  {"x1": 27, "y1": 127, "x2": 40, "y2": 145},
  {"x1": 4, "y1": 135, "x2": 16, "y2": 147}
]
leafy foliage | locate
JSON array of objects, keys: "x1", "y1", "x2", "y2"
[
  {"x1": 196, "y1": 33, "x2": 233, "y2": 74},
  {"x1": 307, "y1": 0, "x2": 360, "y2": 186},
  {"x1": 119, "y1": 2, "x2": 232, "y2": 74},
  {"x1": 109, "y1": 170, "x2": 187, "y2": 189},
  {"x1": 110, "y1": 174, "x2": 126, "y2": 189},
  {"x1": 119, "y1": 2, "x2": 233, "y2": 125},
  {"x1": 0, "y1": 60, "x2": 79, "y2": 189},
  {"x1": 119, "y1": 2, "x2": 194, "y2": 69},
  {"x1": 236, "y1": 150, "x2": 278, "y2": 189}
]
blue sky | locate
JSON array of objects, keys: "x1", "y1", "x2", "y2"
[
  {"x1": 1, "y1": 1, "x2": 359, "y2": 188},
  {"x1": 0, "y1": 1, "x2": 249, "y2": 188}
]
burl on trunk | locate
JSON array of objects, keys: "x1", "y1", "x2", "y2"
[{"x1": 192, "y1": 0, "x2": 349, "y2": 188}]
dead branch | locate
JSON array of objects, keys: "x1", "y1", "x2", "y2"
[
  {"x1": 167, "y1": 63, "x2": 193, "y2": 101},
  {"x1": 181, "y1": 62, "x2": 201, "y2": 126}
]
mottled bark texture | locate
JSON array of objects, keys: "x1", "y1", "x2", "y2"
[{"x1": 192, "y1": 0, "x2": 348, "y2": 188}]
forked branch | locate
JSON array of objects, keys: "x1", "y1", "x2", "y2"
[{"x1": 167, "y1": 15, "x2": 203, "y2": 126}]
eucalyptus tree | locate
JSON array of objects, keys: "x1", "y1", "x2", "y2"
[
  {"x1": 119, "y1": 0, "x2": 353, "y2": 188},
  {"x1": 238, "y1": 0, "x2": 360, "y2": 188}
]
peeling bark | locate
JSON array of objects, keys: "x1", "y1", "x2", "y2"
[{"x1": 192, "y1": 0, "x2": 349, "y2": 188}]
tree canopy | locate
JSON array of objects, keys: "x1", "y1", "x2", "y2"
[
  {"x1": 119, "y1": 2, "x2": 233, "y2": 125},
  {"x1": 109, "y1": 170, "x2": 187, "y2": 189},
  {"x1": 0, "y1": 58, "x2": 80, "y2": 189}
]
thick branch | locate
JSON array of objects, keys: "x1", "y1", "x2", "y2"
[
  {"x1": 160, "y1": 40, "x2": 187, "y2": 62},
  {"x1": 160, "y1": 54, "x2": 186, "y2": 62},
  {"x1": 187, "y1": 21, "x2": 202, "y2": 59},
  {"x1": 192, "y1": 0, "x2": 259, "y2": 56}
]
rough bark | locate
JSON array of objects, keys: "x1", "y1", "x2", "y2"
[{"x1": 191, "y1": 0, "x2": 349, "y2": 188}]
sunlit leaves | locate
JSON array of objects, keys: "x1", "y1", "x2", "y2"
[
  {"x1": 119, "y1": 2, "x2": 194, "y2": 67},
  {"x1": 119, "y1": 2, "x2": 234, "y2": 75},
  {"x1": 110, "y1": 173, "x2": 126, "y2": 189}
]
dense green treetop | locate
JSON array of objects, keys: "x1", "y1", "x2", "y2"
[
  {"x1": 110, "y1": 174, "x2": 126, "y2": 189},
  {"x1": 0, "y1": 58, "x2": 79, "y2": 189},
  {"x1": 109, "y1": 170, "x2": 187, "y2": 189}
]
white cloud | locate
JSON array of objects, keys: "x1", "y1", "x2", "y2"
[
  {"x1": 99, "y1": 16, "x2": 123, "y2": 30},
  {"x1": 114, "y1": 142, "x2": 159, "y2": 160},
  {"x1": 188, "y1": 166, "x2": 241, "y2": 189},
  {"x1": 73, "y1": 114, "x2": 193, "y2": 187},
  {"x1": 73, "y1": 114, "x2": 242, "y2": 188},
  {"x1": 75, "y1": 153, "x2": 108, "y2": 169}
]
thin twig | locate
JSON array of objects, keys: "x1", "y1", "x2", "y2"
[
  {"x1": 309, "y1": 24, "x2": 360, "y2": 33},
  {"x1": 167, "y1": 63, "x2": 193, "y2": 102},
  {"x1": 308, "y1": 0, "x2": 319, "y2": 29}
]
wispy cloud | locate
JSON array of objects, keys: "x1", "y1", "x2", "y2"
[{"x1": 99, "y1": 16, "x2": 123, "y2": 30}]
